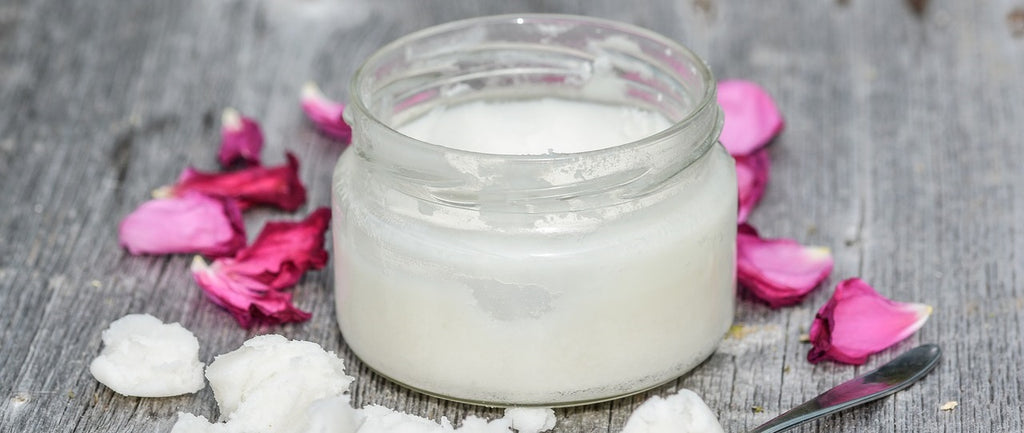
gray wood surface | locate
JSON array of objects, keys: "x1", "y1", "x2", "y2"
[{"x1": 2, "y1": 0, "x2": 1022, "y2": 431}]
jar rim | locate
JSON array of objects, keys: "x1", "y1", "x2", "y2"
[{"x1": 347, "y1": 13, "x2": 720, "y2": 162}]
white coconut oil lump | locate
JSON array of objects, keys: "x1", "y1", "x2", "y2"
[
  {"x1": 503, "y1": 408, "x2": 557, "y2": 433},
  {"x1": 620, "y1": 389, "x2": 725, "y2": 433},
  {"x1": 304, "y1": 396, "x2": 360, "y2": 433},
  {"x1": 302, "y1": 402, "x2": 556, "y2": 433},
  {"x1": 89, "y1": 314, "x2": 204, "y2": 397},
  {"x1": 171, "y1": 334, "x2": 355, "y2": 433}
]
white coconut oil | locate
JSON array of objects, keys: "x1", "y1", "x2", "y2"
[
  {"x1": 333, "y1": 14, "x2": 735, "y2": 406},
  {"x1": 398, "y1": 98, "x2": 673, "y2": 155}
]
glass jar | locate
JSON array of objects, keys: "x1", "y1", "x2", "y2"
[{"x1": 332, "y1": 14, "x2": 735, "y2": 407}]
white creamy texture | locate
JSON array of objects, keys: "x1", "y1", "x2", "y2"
[
  {"x1": 357, "y1": 405, "x2": 511, "y2": 433},
  {"x1": 398, "y1": 98, "x2": 672, "y2": 155},
  {"x1": 503, "y1": 408, "x2": 557, "y2": 433},
  {"x1": 300, "y1": 390, "x2": 720, "y2": 433},
  {"x1": 109, "y1": 329, "x2": 722, "y2": 433},
  {"x1": 171, "y1": 334, "x2": 354, "y2": 433},
  {"x1": 334, "y1": 144, "x2": 736, "y2": 404},
  {"x1": 163, "y1": 334, "x2": 561, "y2": 433},
  {"x1": 620, "y1": 389, "x2": 725, "y2": 433},
  {"x1": 89, "y1": 314, "x2": 204, "y2": 397},
  {"x1": 304, "y1": 396, "x2": 361, "y2": 433},
  {"x1": 302, "y1": 401, "x2": 555, "y2": 433}
]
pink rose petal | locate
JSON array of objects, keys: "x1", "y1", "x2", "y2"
[
  {"x1": 301, "y1": 82, "x2": 352, "y2": 143},
  {"x1": 217, "y1": 207, "x2": 331, "y2": 291},
  {"x1": 191, "y1": 257, "x2": 312, "y2": 328},
  {"x1": 190, "y1": 208, "x2": 331, "y2": 328},
  {"x1": 118, "y1": 192, "x2": 245, "y2": 257},
  {"x1": 717, "y1": 80, "x2": 784, "y2": 156},
  {"x1": 735, "y1": 148, "x2": 771, "y2": 224},
  {"x1": 159, "y1": 153, "x2": 307, "y2": 211},
  {"x1": 218, "y1": 108, "x2": 264, "y2": 168},
  {"x1": 737, "y1": 224, "x2": 834, "y2": 308},
  {"x1": 808, "y1": 278, "x2": 932, "y2": 365}
]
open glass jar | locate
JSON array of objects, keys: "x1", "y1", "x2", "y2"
[{"x1": 332, "y1": 14, "x2": 735, "y2": 406}]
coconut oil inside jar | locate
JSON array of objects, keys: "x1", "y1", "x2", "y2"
[
  {"x1": 333, "y1": 14, "x2": 736, "y2": 406},
  {"x1": 399, "y1": 98, "x2": 673, "y2": 154}
]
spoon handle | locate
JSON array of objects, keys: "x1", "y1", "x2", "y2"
[{"x1": 747, "y1": 344, "x2": 942, "y2": 433}]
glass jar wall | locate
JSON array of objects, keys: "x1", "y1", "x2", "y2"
[{"x1": 332, "y1": 14, "x2": 736, "y2": 406}]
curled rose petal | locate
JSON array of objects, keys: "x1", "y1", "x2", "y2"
[
  {"x1": 157, "y1": 153, "x2": 307, "y2": 211},
  {"x1": 191, "y1": 257, "x2": 312, "y2": 328},
  {"x1": 808, "y1": 278, "x2": 932, "y2": 365},
  {"x1": 717, "y1": 80, "x2": 784, "y2": 156},
  {"x1": 737, "y1": 224, "x2": 834, "y2": 308},
  {"x1": 118, "y1": 192, "x2": 245, "y2": 257},
  {"x1": 218, "y1": 108, "x2": 264, "y2": 168},
  {"x1": 222, "y1": 208, "x2": 331, "y2": 290},
  {"x1": 190, "y1": 208, "x2": 331, "y2": 328},
  {"x1": 301, "y1": 82, "x2": 352, "y2": 143},
  {"x1": 735, "y1": 148, "x2": 771, "y2": 224}
]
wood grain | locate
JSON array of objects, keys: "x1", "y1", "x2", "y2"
[{"x1": 2, "y1": 0, "x2": 1023, "y2": 432}]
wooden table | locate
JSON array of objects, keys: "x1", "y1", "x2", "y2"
[{"x1": 2, "y1": 1, "x2": 1022, "y2": 431}]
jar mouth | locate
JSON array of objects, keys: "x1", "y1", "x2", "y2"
[
  {"x1": 344, "y1": 14, "x2": 723, "y2": 213},
  {"x1": 347, "y1": 13, "x2": 720, "y2": 162}
]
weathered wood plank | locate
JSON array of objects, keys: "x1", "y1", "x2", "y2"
[{"x1": 2, "y1": 0, "x2": 1023, "y2": 432}]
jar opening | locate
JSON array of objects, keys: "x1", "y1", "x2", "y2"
[
  {"x1": 349, "y1": 14, "x2": 719, "y2": 159},
  {"x1": 344, "y1": 14, "x2": 723, "y2": 212}
]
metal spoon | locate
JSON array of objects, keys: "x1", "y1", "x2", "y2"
[{"x1": 747, "y1": 344, "x2": 942, "y2": 433}]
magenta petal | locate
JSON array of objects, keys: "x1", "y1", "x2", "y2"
[
  {"x1": 119, "y1": 193, "x2": 245, "y2": 257},
  {"x1": 301, "y1": 82, "x2": 352, "y2": 143},
  {"x1": 808, "y1": 278, "x2": 932, "y2": 365},
  {"x1": 191, "y1": 257, "x2": 312, "y2": 329},
  {"x1": 735, "y1": 148, "x2": 771, "y2": 223},
  {"x1": 218, "y1": 108, "x2": 264, "y2": 168},
  {"x1": 188, "y1": 208, "x2": 331, "y2": 328},
  {"x1": 736, "y1": 224, "x2": 834, "y2": 308},
  {"x1": 166, "y1": 153, "x2": 307, "y2": 211},
  {"x1": 717, "y1": 80, "x2": 784, "y2": 156},
  {"x1": 217, "y1": 208, "x2": 331, "y2": 291}
]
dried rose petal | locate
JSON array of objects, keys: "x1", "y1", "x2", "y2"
[
  {"x1": 808, "y1": 278, "x2": 932, "y2": 365},
  {"x1": 735, "y1": 148, "x2": 771, "y2": 223},
  {"x1": 191, "y1": 257, "x2": 312, "y2": 328},
  {"x1": 119, "y1": 193, "x2": 245, "y2": 257},
  {"x1": 190, "y1": 208, "x2": 331, "y2": 328},
  {"x1": 717, "y1": 80, "x2": 784, "y2": 156},
  {"x1": 737, "y1": 224, "x2": 834, "y2": 308},
  {"x1": 220, "y1": 208, "x2": 331, "y2": 291},
  {"x1": 158, "y1": 153, "x2": 306, "y2": 211},
  {"x1": 218, "y1": 108, "x2": 264, "y2": 168},
  {"x1": 301, "y1": 82, "x2": 352, "y2": 143}
]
